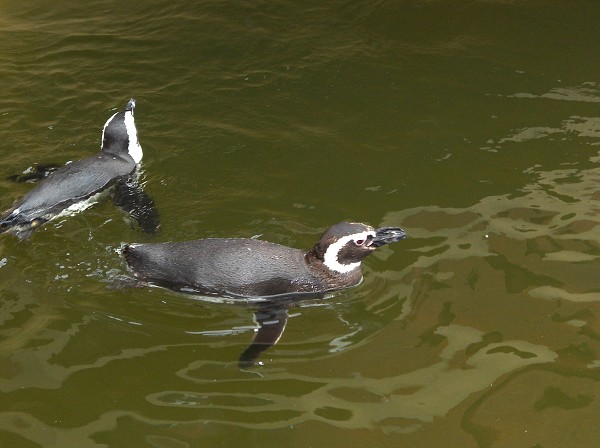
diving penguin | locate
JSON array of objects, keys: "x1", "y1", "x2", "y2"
[{"x1": 0, "y1": 98, "x2": 159, "y2": 239}]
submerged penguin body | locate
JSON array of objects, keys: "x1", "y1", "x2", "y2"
[
  {"x1": 123, "y1": 237, "x2": 356, "y2": 298},
  {"x1": 124, "y1": 222, "x2": 407, "y2": 298}
]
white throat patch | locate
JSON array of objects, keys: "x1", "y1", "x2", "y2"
[
  {"x1": 124, "y1": 110, "x2": 143, "y2": 164},
  {"x1": 100, "y1": 110, "x2": 143, "y2": 164},
  {"x1": 322, "y1": 230, "x2": 375, "y2": 274}
]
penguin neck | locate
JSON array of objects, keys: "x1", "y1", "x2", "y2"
[
  {"x1": 304, "y1": 249, "x2": 363, "y2": 289},
  {"x1": 100, "y1": 111, "x2": 143, "y2": 164},
  {"x1": 102, "y1": 145, "x2": 139, "y2": 163}
]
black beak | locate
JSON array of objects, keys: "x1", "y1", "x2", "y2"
[
  {"x1": 371, "y1": 227, "x2": 407, "y2": 247},
  {"x1": 125, "y1": 98, "x2": 136, "y2": 114}
]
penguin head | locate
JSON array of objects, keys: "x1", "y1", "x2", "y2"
[
  {"x1": 310, "y1": 222, "x2": 407, "y2": 274},
  {"x1": 101, "y1": 98, "x2": 143, "y2": 163}
]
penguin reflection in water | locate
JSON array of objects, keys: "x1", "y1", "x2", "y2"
[
  {"x1": 0, "y1": 98, "x2": 159, "y2": 240},
  {"x1": 122, "y1": 222, "x2": 407, "y2": 367}
]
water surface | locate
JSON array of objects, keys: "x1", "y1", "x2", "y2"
[{"x1": 1, "y1": 1, "x2": 600, "y2": 447}]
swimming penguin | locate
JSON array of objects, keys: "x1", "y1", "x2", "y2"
[
  {"x1": 122, "y1": 221, "x2": 407, "y2": 366},
  {"x1": 0, "y1": 98, "x2": 159, "y2": 240}
]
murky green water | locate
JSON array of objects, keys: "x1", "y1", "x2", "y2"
[{"x1": 2, "y1": 1, "x2": 600, "y2": 446}]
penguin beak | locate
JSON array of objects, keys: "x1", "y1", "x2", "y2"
[
  {"x1": 125, "y1": 98, "x2": 136, "y2": 114},
  {"x1": 371, "y1": 227, "x2": 407, "y2": 247}
]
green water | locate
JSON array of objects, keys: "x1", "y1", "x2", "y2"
[{"x1": 2, "y1": 1, "x2": 600, "y2": 447}]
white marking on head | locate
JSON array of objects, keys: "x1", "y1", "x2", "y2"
[
  {"x1": 323, "y1": 230, "x2": 375, "y2": 273},
  {"x1": 124, "y1": 109, "x2": 143, "y2": 164},
  {"x1": 100, "y1": 109, "x2": 143, "y2": 164}
]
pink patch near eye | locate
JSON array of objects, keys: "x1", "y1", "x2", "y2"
[{"x1": 356, "y1": 239, "x2": 364, "y2": 245}]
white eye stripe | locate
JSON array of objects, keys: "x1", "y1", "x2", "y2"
[
  {"x1": 100, "y1": 112, "x2": 119, "y2": 149},
  {"x1": 323, "y1": 231, "x2": 375, "y2": 273},
  {"x1": 124, "y1": 110, "x2": 143, "y2": 163}
]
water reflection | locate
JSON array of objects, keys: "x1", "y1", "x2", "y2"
[{"x1": 148, "y1": 324, "x2": 555, "y2": 429}]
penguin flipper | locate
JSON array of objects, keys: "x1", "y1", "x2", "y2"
[
  {"x1": 238, "y1": 307, "x2": 289, "y2": 368},
  {"x1": 112, "y1": 178, "x2": 160, "y2": 234},
  {"x1": 8, "y1": 164, "x2": 62, "y2": 183}
]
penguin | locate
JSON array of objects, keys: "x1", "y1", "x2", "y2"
[
  {"x1": 0, "y1": 98, "x2": 159, "y2": 240},
  {"x1": 122, "y1": 221, "x2": 407, "y2": 366}
]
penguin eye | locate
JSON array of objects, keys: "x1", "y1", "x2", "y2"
[{"x1": 355, "y1": 239, "x2": 365, "y2": 246}]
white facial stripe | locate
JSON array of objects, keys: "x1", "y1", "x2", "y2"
[
  {"x1": 323, "y1": 230, "x2": 375, "y2": 274},
  {"x1": 100, "y1": 112, "x2": 119, "y2": 150},
  {"x1": 124, "y1": 110, "x2": 143, "y2": 163}
]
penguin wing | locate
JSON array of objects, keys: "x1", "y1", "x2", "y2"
[
  {"x1": 8, "y1": 164, "x2": 62, "y2": 183},
  {"x1": 238, "y1": 306, "x2": 289, "y2": 368},
  {"x1": 4, "y1": 154, "x2": 136, "y2": 222},
  {"x1": 112, "y1": 177, "x2": 160, "y2": 233}
]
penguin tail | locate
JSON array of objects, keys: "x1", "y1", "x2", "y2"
[
  {"x1": 120, "y1": 243, "x2": 133, "y2": 259},
  {"x1": 0, "y1": 213, "x2": 16, "y2": 233},
  {"x1": 120, "y1": 243, "x2": 144, "y2": 275}
]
